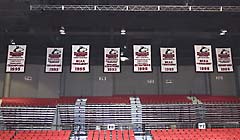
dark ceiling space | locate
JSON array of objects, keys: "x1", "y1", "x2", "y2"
[{"x1": 1, "y1": 0, "x2": 240, "y2": 65}]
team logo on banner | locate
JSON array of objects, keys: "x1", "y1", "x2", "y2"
[
  {"x1": 71, "y1": 45, "x2": 90, "y2": 72},
  {"x1": 216, "y1": 48, "x2": 233, "y2": 72},
  {"x1": 45, "y1": 48, "x2": 63, "y2": 72},
  {"x1": 160, "y1": 48, "x2": 177, "y2": 72},
  {"x1": 133, "y1": 45, "x2": 152, "y2": 72},
  {"x1": 6, "y1": 45, "x2": 27, "y2": 72},
  {"x1": 104, "y1": 48, "x2": 120, "y2": 72},
  {"x1": 194, "y1": 45, "x2": 213, "y2": 72}
]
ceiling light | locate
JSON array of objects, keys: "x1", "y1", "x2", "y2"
[
  {"x1": 10, "y1": 39, "x2": 15, "y2": 45},
  {"x1": 120, "y1": 56, "x2": 129, "y2": 61},
  {"x1": 221, "y1": 29, "x2": 227, "y2": 33},
  {"x1": 220, "y1": 32, "x2": 225, "y2": 36},
  {"x1": 120, "y1": 29, "x2": 126, "y2": 35},
  {"x1": 59, "y1": 26, "x2": 66, "y2": 35}
]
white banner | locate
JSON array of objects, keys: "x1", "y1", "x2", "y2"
[
  {"x1": 194, "y1": 45, "x2": 213, "y2": 72},
  {"x1": 133, "y1": 45, "x2": 152, "y2": 72},
  {"x1": 71, "y1": 45, "x2": 90, "y2": 72},
  {"x1": 6, "y1": 45, "x2": 27, "y2": 72},
  {"x1": 104, "y1": 48, "x2": 120, "y2": 72},
  {"x1": 160, "y1": 48, "x2": 177, "y2": 72},
  {"x1": 216, "y1": 48, "x2": 233, "y2": 72},
  {"x1": 45, "y1": 48, "x2": 63, "y2": 72}
]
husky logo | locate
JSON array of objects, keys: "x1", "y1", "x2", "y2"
[
  {"x1": 218, "y1": 49, "x2": 230, "y2": 58},
  {"x1": 51, "y1": 49, "x2": 61, "y2": 54},
  {"x1": 136, "y1": 46, "x2": 149, "y2": 56},
  {"x1": 10, "y1": 46, "x2": 24, "y2": 56},
  {"x1": 74, "y1": 46, "x2": 88, "y2": 56},
  {"x1": 163, "y1": 49, "x2": 175, "y2": 58},
  {"x1": 77, "y1": 46, "x2": 88, "y2": 52},
  {"x1": 165, "y1": 49, "x2": 174, "y2": 54},
  {"x1": 139, "y1": 46, "x2": 148, "y2": 52},
  {"x1": 197, "y1": 46, "x2": 210, "y2": 56},
  {"x1": 200, "y1": 47, "x2": 209, "y2": 53},
  {"x1": 106, "y1": 49, "x2": 118, "y2": 58},
  {"x1": 49, "y1": 49, "x2": 61, "y2": 58}
]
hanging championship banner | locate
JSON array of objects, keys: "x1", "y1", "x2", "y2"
[
  {"x1": 6, "y1": 45, "x2": 27, "y2": 72},
  {"x1": 194, "y1": 45, "x2": 213, "y2": 72},
  {"x1": 71, "y1": 45, "x2": 90, "y2": 72},
  {"x1": 104, "y1": 48, "x2": 120, "y2": 72},
  {"x1": 160, "y1": 48, "x2": 177, "y2": 72},
  {"x1": 133, "y1": 45, "x2": 152, "y2": 72},
  {"x1": 216, "y1": 48, "x2": 233, "y2": 72},
  {"x1": 45, "y1": 48, "x2": 63, "y2": 72}
]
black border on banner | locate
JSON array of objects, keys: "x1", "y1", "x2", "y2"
[
  {"x1": 159, "y1": 47, "x2": 178, "y2": 73},
  {"x1": 70, "y1": 45, "x2": 90, "y2": 73},
  {"x1": 103, "y1": 47, "x2": 121, "y2": 73},
  {"x1": 194, "y1": 44, "x2": 214, "y2": 73},
  {"x1": 132, "y1": 44, "x2": 153, "y2": 73},
  {"x1": 215, "y1": 47, "x2": 234, "y2": 73},
  {"x1": 44, "y1": 47, "x2": 63, "y2": 73},
  {"x1": 5, "y1": 44, "x2": 27, "y2": 73}
]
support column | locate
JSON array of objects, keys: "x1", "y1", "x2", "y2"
[{"x1": 3, "y1": 73, "x2": 11, "y2": 97}]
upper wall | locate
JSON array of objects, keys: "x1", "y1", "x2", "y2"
[{"x1": 0, "y1": 64, "x2": 237, "y2": 98}]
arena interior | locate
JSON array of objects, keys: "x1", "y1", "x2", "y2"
[{"x1": 0, "y1": 0, "x2": 240, "y2": 140}]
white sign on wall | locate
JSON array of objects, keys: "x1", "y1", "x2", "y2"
[
  {"x1": 45, "y1": 48, "x2": 63, "y2": 72},
  {"x1": 216, "y1": 48, "x2": 233, "y2": 72},
  {"x1": 160, "y1": 48, "x2": 177, "y2": 72},
  {"x1": 6, "y1": 45, "x2": 27, "y2": 72},
  {"x1": 71, "y1": 45, "x2": 90, "y2": 72},
  {"x1": 194, "y1": 45, "x2": 213, "y2": 72},
  {"x1": 104, "y1": 48, "x2": 120, "y2": 72},
  {"x1": 133, "y1": 45, "x2": 152, "y2": 72}
]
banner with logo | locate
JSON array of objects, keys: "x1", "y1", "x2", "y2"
[
  {"x1": 71, "y1": 45, "x2": 90, "y2": 72},
  {"x1": 133, "y1": 45, "x2": 152, "y2": 72},
  {"x1": 160, "y1": 48, "x2": 177, "y2": 72},
  {"x1": 6, "y1": 45, "x2": 27, "y2": 72},
  {"x1": 104, "y1": 48, "x2": 120, "y2": 72},
  {"x1": 216, "y1": 48, "x2": 233, "y2": 72},
  {"x1": 45, "y1": 48, "x2": 63, "y2": 72},
  {"x1": 194, "y1": 45, "x2": 213, "y2": 72}
]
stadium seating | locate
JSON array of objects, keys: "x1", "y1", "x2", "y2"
[
  {"x1": 86, "y1": 96, "x2": 130, "y2": 104},
  {"x1": 0, "y1": 130, "x2": 15, "y2": 140},
  {"x1": 139, "y1": 95, "x2": 192, "y2": 104},
  {"x1": 12, "y1": 130, "x2": 71, "y2": 140},
  {"x1": 196, "y1": 95, "x2": 240, "y2": 104},
  {"x1": 1, "y1": 98, "x2": 58, "y2": 107},
  {"x1": 0, "y1": 106, "x2": 56, "y2": 129},
  {"x1": 87, "y1": 130, "x2": 135, "y2": 140},
  {"x1": 151, "y1": 128, "x2": 240, "y2": 140}
]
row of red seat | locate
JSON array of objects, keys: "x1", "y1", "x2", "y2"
[
  {"x1": 139, "y1": 95, "x2": 192, "y2": 104},
  {"x1": 196, "y1": 95, "x2": 240, "y2": 103},
  {"x1": 88, "y1": 130, "x2": 135, "y2": 140},
  {"x1": 1, "y1": 95, "x2": 239, "y2": 107},
  {"x1": 151, "y1": 128, "x2": 240, "y2": 140},
  {"x1": 0, "y1": 130, "x2": 15, "y2": 140},
  {"x1": 12, "y1": 130, "x2": 71, "y2": 140}
]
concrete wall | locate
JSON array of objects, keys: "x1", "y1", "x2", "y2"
[
  {"x1": 0, "y1": 64, "x2": 238, "y2": 98},
  {"x1": 0, "y1": 64, "x2": 4, "y2": 97}
]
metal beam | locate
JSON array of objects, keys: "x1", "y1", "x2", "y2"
[{"x1": 30, "y1": 5, "x2": 240, "y2": 12}]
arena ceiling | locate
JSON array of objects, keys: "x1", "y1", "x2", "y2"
[{"x1": 1, "y1": 0, "x2": 240, "y2": 65}]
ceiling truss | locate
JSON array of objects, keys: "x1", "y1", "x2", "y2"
[{"x1": 30, "y1": 5, "x2": 240, "y2": 12}]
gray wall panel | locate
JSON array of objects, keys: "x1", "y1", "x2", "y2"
[
  {"x1": 38, "y1": 65, "x2": 60, "y2": 98},
  {"x1": 0, "y1": 64, "x2": 4, "y2": 97},
  {"x1": 210, "y1": 72, "x2": 236, "y2": 96},
  {"x1": 92, "y1": 66, "x2": 113, "y2": 96},
  {"x1": 114, "y1": 66, "x2": 158, "y2": 95},
  {"x1": 161, "y1": 66, "x2": 208, "y2": 95},
  {"x1": 64, "y1": 66, "x2": 93, "y2": 96},
  {"x1": 10, "y1": 64, "x2": 39, "y2": 97}
]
